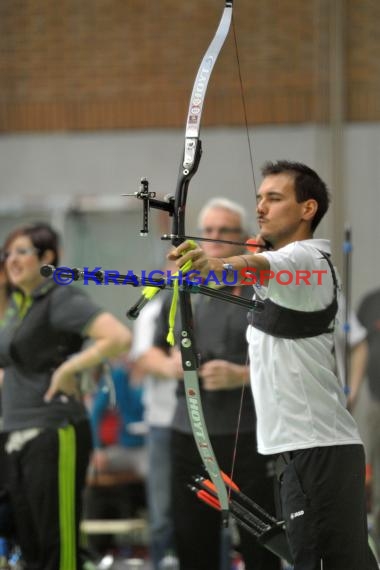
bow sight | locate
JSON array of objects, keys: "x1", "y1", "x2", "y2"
[{"x1": 123, "y1": 178, "x2": 175, "y2": 237}]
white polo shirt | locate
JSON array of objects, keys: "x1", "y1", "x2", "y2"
[
  {"x1": 130, "y1": 297, "x2": 177, "y2": 428},
  {"x1": 247, "y1": 239, "x2": 362, "y2": 455}
]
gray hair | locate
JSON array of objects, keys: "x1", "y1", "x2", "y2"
[{"x1": 197, "y1": 197, "x2": 251, "y2": 236}]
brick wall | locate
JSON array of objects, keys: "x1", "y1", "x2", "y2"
[
  {"x1": 0, "y1": 0, "x2": 378, "y2": 132},
  {"x1": 347, "y1": 0, "x2": 380, "y2": 120}
]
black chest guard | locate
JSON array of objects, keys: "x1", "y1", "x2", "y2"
[{"x1": 248, "y1": 252, "x2": 338, "y2": 339}]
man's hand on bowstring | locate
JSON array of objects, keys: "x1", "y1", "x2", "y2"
[{"x1": 247, "y1": 234, "x2": 268, "y2": 254}]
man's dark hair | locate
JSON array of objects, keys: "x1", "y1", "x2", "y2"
[
  {"x1": 261, "y1": 160, "x2": 330, "y2": 231},
  {"x1": 4, "y1": 222, "x2": 60, "y2": 266}
]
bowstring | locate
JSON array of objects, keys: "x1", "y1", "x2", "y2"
[
  {"x1": 231, "y1": 12, "x2": 258, "y2": 205},
  {"x1": 228, "y1": 11, "x2": 260, "y2": 495}
]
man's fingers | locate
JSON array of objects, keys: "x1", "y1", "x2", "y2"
[
  {"x1": 254, "y1": 234, "x2": 269, "y2": 252},
  {"x1": 168, "y1": 241, "x2": 199, "y2": 262}
]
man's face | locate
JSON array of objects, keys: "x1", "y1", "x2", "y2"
[
  {"x1": 256, "y1": 173, "x2": 310, "y2": 248},
  {"x1": 199, "y1": 207, "x2": 245, "y2": 259}
]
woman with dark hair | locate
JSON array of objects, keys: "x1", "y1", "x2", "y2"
[{"x1": 0, "y1": 222, "x2": 132, "y2": 570}]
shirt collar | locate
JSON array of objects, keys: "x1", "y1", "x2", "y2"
[
  {"x1": 300, "y1": 238, "x2": 331, "y2": 255},
  {"x1": 277, "y1": 238, "x2": 331, "y2": 256}
]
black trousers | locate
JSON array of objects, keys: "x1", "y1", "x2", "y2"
[
  {"x1": 278, "y1": 445, "x2": 378, "y2": 570},
  {"x1": 7, "y1": 421, "x2": 92, "y2": 570},
  {"x1": 0, "y1": 431, "x2": 14, "y2": 538},
  {"x1": 171, "y1": 429, "x2": 281, "y2": 570}
]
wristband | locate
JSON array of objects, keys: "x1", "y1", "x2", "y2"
[{"x1": 222, "y1": 262, "x2": 234, "y2": 274}]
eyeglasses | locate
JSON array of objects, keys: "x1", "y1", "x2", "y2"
[
  {"x1": 200, "y1": 226, "x2": 243, "y2": 237},
  {"x1": 2, "y1": 247, "x2": 39, "y2": 260}
]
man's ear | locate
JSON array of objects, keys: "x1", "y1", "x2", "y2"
[
  {"x1": 302, "y1": 199, "x2": 318, "y2": 223},
  {"x1": 40, "y1": 249, "x2": 55, "y2": 266}
]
